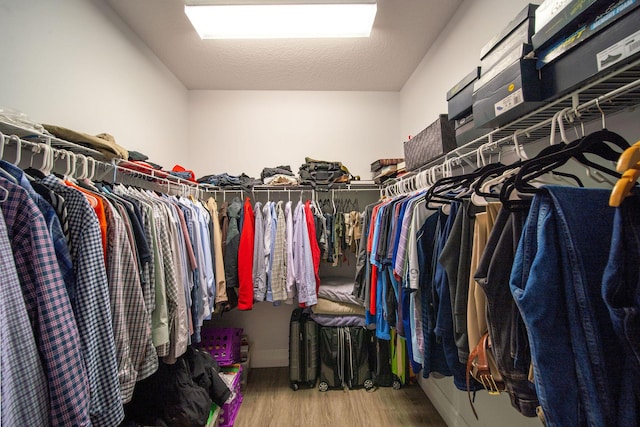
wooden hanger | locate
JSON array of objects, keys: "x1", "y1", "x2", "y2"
[
  {"x1": 610, "y1": 140, "x2": 640, "y2": 207},
  {"x1": 615, "y1": 140, "x2": 640, "y2": 172}
]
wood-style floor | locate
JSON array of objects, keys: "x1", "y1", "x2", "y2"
[{"x1": 233, "y1": 367, "x2": 447, "y2": 427}]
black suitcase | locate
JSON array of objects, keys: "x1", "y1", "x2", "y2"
[
  {"x1": 318, "y1": 326, "x2": 374, "y2": 391},
  {"x1": 367, "y1": 331, "x2": 402, "y2": 389},
  {"x1": 289, "y1": 308, "x2": 319, "y2": 390}
]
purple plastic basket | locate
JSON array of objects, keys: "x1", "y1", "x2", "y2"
[
  {"x1": 199, "y1": 327, "x2": 243, "y2": 366},
  {"x1": 219, "y1": 365, "x2": 243, "y2": 427}
]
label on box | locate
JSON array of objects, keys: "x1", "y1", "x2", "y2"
[
  {"x1": 494, "y1": 88, "x2": 524, "y2": 116},
  {"x1": 538, "y1": 0, "x2": 638, "y2": 68},
  {"x1": 536, "y1": 0, "x2": 574, "y2": 32},
  {"x1": 597, "y1": 28, "x2": 640, "y2": 71}
]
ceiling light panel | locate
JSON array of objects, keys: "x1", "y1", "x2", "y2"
[{"x1": 184, "y1": 1, "x2": 377, "y2": 39}]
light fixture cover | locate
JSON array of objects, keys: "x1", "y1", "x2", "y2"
[{"x1": 184, "y1": 0, "x2": 377, "y2": 39}]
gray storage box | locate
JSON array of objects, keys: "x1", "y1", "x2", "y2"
[
  {"x1": 472, "y1": 58, "x2": 544, "y2": 129},
  {"x1": 403, "y1": 114, "x2": 456, "y2": 171}
]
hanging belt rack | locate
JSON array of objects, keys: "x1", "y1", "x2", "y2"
[{"x1": 385, "y1": 57, "x2": 640, "y2": 197}]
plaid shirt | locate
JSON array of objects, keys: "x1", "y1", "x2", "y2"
[
  {"x1": 103, "y1": 197, "x2": 157, "y2": 403},
  {"x1": 0, "y1": 161, "x2": 76, "y2": 307},
  {"x1": 271, "y1": 201, "x2": 288, "y2": 302},
  {"x1": 0, "y1": 206, "x2": 49, "y2": 426},
  {"x1": 42, "y1": 175, "x2": 124, "y2": 427},
  {"x1": 0, "y1": 176, "x2": 91, "y2": 427},
  {"x1": 114, "y1": 185, "x2": 169, "y2": 354},
  {"x1": 112, "y1": 199, "x2": 158, "y2": 383}
]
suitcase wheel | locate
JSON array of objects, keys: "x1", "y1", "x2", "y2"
[
  {"x1": 364, "y1": 379, "x2": 375, "y2": 392},
  {"x1": 392, "y1": 379, "x2": 402, "y2": 390},
  {"x1": 318, "y1": 381, "x2": 329, "y2": 392},
  {"x1": 291, "y1": 382, "x2": 299, "y2": 391}
]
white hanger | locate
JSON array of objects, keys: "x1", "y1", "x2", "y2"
[
  {"x1": 0, "y1": 132, "x2": 5, "y2": 161},
  {"x1": 75, "y1": 154, "x2": 88, "y2": 180},
  {"x1": 513, "y1": 130, "x2": 528, "y2": 160},
  {"x1": 557, "y1": 107, "x2": 613, "y2": 186},
  {"x1": 10, "y1": 135, "x2": 22, "y2": 165},
  {"x1": 87, "y1": 157, "x2": 97, "y2": 181}
]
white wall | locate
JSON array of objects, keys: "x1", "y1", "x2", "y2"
[
  {"x1": 400, "y1": 0, "x2": 536, "y2": 140},
  {"x1": 0, "y1": 0, "x2": 189, "y2": 168},
  {"x1": 189, "y1": 90, "x2": 398, "y2": 367},
  {"x1": 187, "y1": 90, "x2": 401, "y2": 180}
]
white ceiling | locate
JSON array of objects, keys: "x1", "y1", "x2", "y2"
[{"x1": 105, "y1": 0, "x2": 463, "y2": 91}]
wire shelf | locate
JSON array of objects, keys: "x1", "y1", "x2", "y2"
[{"x1": 385, "y1": 57, "x2": 640, "y2": 195}]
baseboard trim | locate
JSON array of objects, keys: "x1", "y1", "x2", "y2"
[
  {"x1": 251, "y1": 349, "x2": 289, "y2": 368},
  {"x1": 418, "y1": 377, "x2": 470, "y2": 427}
]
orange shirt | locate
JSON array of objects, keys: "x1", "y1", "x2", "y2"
[{"x1": 65, "y1": 181, "x2": 108, "y2": 262}]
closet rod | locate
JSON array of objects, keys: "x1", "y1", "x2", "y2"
[
  {"x1": 385, "y1": 70, "x2": 640, "y2": 197},
  {"x1": 0, "y1": 133, "x2": 204, "y2": 198}
]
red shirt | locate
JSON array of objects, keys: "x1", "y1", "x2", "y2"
[
  {"x1": 237, "y1": 198, "x2": 255, "y2": 310},
  {"x1": 304, "y1": 201, "x2": 321, "y2": 294}
]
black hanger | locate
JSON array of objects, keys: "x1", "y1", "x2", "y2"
[
  {"x1": 513, "y1": 129, "x2": 629, "y2": 193},
  {"x1": 425, "y1": 162, "x2": 506, "y2": 207}
]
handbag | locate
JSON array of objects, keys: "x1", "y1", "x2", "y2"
[{"x1": 466, "y1": 332, "x2": 505, "y2": 419}]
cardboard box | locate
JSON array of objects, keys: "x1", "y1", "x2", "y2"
[
  {"x1": 447, "y1": 67, "x2": 481, "y2": 120},
  {"x1": 540, "y1": 4, "x2": 640, "y2": 99},
  {"x1": 472, "y1": 58, "x2": 544, "y2": 129},
  {"x1": 537, "y1": 0, "x2": 640, "y2": 69},
  {"x1": 480, "y1": 3, "x2": 537, "y2": 59},
  {"x1": 403, "y1": 115, "x2": 456, "y2": 171},
  {"x1": 531, "y1": 0, "x2": 606, "y2": 50}
]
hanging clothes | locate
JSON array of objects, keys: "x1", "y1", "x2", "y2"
[
  {"x1": 205, "y1": 197, "x2": 228, "y2": 308},
  {"x1": 293, "y1": 200, "x2": 317, "y2": 307},
  {"x1": 285, "y1": 200, "x2": 296, "y2": 304},
  {"x1": 271, "y1": 200, "x2": 288, "y2": 303},
  {"x1": 238, "y1": 197, "x2": 255, "y2": 310},
  {"x1": 602, "y1": 189, "x2": 640, "y2": 427},
  {"x1": 41, "y1": 174, "x2": 124, "y2": 427},
  {"x1": 511, "y1": 187, "x2": 627, "y2": 425},
  {"x1": 223, "y1": 198, "x2": 242, "y2": 308},
  {"x1": 252, "y1": 201, "x2": 266, "y2": 301},
  {"x1": 0, "y1": 174, "x2": 93, "y2": 426},
  {"x1": 0, "y1": 208, "x2": 49, "y2": 427}
]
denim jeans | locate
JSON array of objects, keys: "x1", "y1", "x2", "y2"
[
  {"x1": 602, "y1": 189, "x2": 640, "y2": 426},
  {"x1": 510, "y1": 186, "x2": 623, "y2": 427}
]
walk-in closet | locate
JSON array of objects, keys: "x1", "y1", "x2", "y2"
[{"x1": 2, "y1": 0, "x2": 639, "y2": 426}]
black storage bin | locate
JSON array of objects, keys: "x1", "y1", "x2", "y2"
[
  {"x1": 532, "y1": 0, "x2": 607, "y2": 51},
  {"x1": 540, "y1": 4, "x2": 640, "y2": 100},
  {"x1": 480, "y1": 4, "x2": 537, "y2": 67},
  {"x1": 403, "y1": 114, "x2": 456, "y2": 171},
  {"x1": 447, "y1": 67, "x2": 481, "y2": 121},
  {"x1": 455, "y1": 113, "x2": 489, "y2": 146},
  {"x1": 472, "y1": 58, "x2": 544, "y2": 129},
  {"x1": 537, "y1": 0, "x2": 640, "y2": 70}
]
